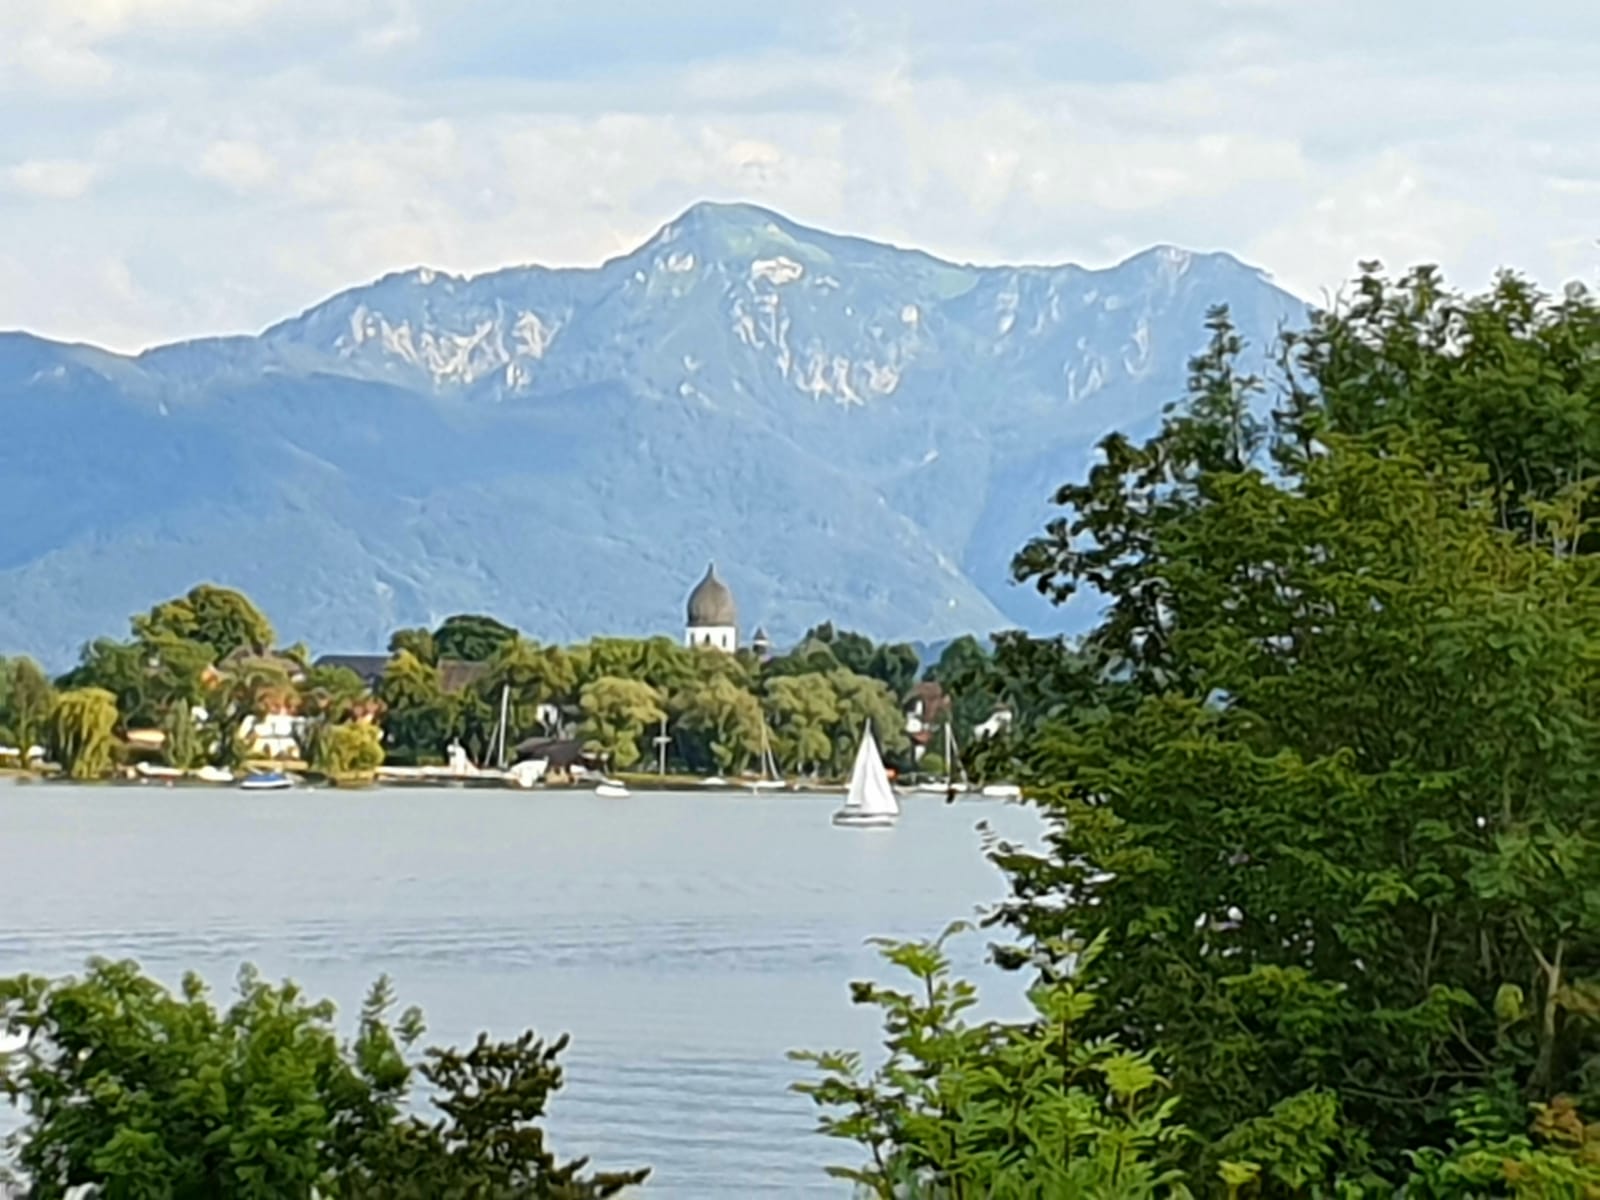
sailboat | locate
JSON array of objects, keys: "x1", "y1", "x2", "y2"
[
  {"x1": 750, "y1": 719, "x2": 785, "y2": 792},
  {"x1": 915, "y1": 720, "x2": 969, "y2": 800},
  {"x1": 831, "y1": 721, "x2": 899, "y2": 828}
]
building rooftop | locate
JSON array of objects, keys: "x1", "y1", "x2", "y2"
[{"x1": 686, "y1": 561, "x2": 737, "y2": 628}]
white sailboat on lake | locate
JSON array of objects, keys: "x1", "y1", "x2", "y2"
[{"x1": 831, "y1": 721, "x2": 899, "y2": 829}]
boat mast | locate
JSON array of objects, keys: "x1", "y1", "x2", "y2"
[
  {"x1": 759, "y1": 719, "x2": 776, "y2": 781},
  {"x1": 654, "y1": 715, "x2": 670, "y2": 775},
  {"x1": 944, "y1": 715, "x2": 959, "y2": 804},
  {"x1": 495, "y1": 684, "x2": 510, "y2": 770}
]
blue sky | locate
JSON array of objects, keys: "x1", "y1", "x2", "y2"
[{"x1": 3, "y1": 0, "x2": 1598, "y2": 350}]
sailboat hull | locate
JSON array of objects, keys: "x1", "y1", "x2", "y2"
[{"x1": 832, "y1": 810, "x2": 896, "y2": 828}]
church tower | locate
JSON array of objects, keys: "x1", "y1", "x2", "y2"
[{"x1": 685, "y1": 562, "x2": 738, "y2": 653}]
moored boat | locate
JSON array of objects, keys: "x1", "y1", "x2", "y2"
[
  {"x1": 980, "y1": 782, "x2": 1022, "y2": 800},
  {"x1": 239, "y1": 770, "x2": 293, "y2": 792}
]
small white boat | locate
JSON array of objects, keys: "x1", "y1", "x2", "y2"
[
  {"x1": 594, "y1": 780, "x2": 630, "y2": 798},
  {"x1": 832, "y1": 721, "x2": 899, "y2": 829},
  {"x1": 506, "y1": 759, "x2": 547, "y2": 789},
  {"x1": 194, "y1": 765, "x2": 234, "y2": 784},
  {"x1": 699, "y1": 775, "x2": 729, "y2": 788},
  {"x1": 239, "y1": 770, "x2": 293, "y2": 792},
  {"x1": 135, "y1": 762, "x2": 184, "y2": 780},
  {"x1": 980, "y1": 782, "x2": 1022, "y2": 800}
]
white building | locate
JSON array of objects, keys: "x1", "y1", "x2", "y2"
[
  {"x1": 241, "y1": 710, "x2": 304, "y2": 759},
  {"x1": 684, "y1": 562, "x2": 739, "y2": 653}
]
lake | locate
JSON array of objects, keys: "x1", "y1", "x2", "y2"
[{"x1": 0, "y1": 781, "x2": 1042, "y2": 1196}]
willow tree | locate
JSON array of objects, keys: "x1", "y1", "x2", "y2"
[
  {"x1": 160, "y1": 700, "x2": 202, "y2": 770},
  {"x1": 671, "y1": 674, "x2": 763, "y2": 774},
  {"x1": 765, "y1": 673, "x2": 838, "y2": 776},
  {"x1": 577, "y1": 676, "x2": 663, "y2": 771},
  {"x1": 48, "y1": 687, "x2": 119, "y2": 780},
  {"x1": 312, "y1": 722, "x2": 384, "y2": 781}
]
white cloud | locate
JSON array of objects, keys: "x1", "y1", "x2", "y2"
[
  {"x1": 1, "y1": 1, "x2": 1598, "y2": 349},
  {"x1": 5, "y1": 159, "x2": 99, "y2": 199},
  {"x1": 198, "y1": 140, "x2": 278, "y2": 191}
]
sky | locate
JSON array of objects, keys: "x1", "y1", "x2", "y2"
[{"x1": 2, "y1": 0, "x2": 1598, "y2": 352}]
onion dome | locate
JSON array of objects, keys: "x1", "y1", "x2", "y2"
[{"x1": 686, "y1": 562, "x2": 737, "y2": 627}]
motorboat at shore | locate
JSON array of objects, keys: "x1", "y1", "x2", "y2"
[{"x1": 239, "y1": 770, "x2": 293, "y2": 792}]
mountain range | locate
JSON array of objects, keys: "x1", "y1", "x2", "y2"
[{"x1": 0, "y1": 202, "x2": 1304, "y2": 668}]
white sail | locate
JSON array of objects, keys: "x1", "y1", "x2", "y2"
[{"x1": 842, "y1": 722, "x2": 898, "y2": 818}]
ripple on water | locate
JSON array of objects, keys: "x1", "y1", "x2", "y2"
[{"x1": 0, "y1": 784, "x2": 1041, "y2": 1197}]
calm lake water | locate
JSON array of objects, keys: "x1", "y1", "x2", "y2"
[{"x1": 0, "y1": 780, "x2": 1041, "y2": 1196}]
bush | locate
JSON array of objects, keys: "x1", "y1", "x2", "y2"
[
  {"x1": 0, "y1": 959, "x2": 646, "y2": 1198},
  {"x1": 791, "y1": 926, "x2": 1189, "y2": 1199}
]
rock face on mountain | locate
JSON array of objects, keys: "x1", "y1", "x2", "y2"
[{"x1": 0, "y1": 203, "x2": 1304, "y2": 666}]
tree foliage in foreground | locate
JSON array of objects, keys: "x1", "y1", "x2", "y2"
[
  {"x1": 0, "y1": 960, "x2": 646, "y2": 1199},
  {"x1": 985, "y1": 271, "x2": 1600, "y2": 1189},
  {"x1": 793, "y1": 927, "x2": 1189, "y2": 1199}
]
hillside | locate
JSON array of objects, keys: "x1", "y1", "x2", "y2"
[{"x1": 0, "y1": 202, "x2": 1304, "y2": 666}]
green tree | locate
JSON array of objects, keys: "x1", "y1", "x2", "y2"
[
  {"x1": 792, "y1": 927, "x2": 1189, "y2": 1198},
  {"x1": 671, "y1": 674, "x2": 764, "y2": 774},
  {"x1": 924, "y1": 635, "x2": 995, "y2": 742},
  {"x1": 57, "y1": 638, "x2": 149, "y2": 729},
  {"x1": 433, "y1": 614, "x2": 518, "y2": 663},
  {"x1": 1014, "y1": 306, "x2": 1265, "y2": 689},
  {"x1": 577, "y1": 676, "x2": 664, "y2": 771},
  {"x1": 866, "y1": 642, "x2": 919, "y2": 698},
  {"x1": 764, "y1": 636, "x2": 842, "y2": 680},
  {"x1": 295, "y1": 664, "x2": 369, "y2": 769},
  {"x1": 569, "y1": 636, "x2": 694, "y2": 696},
  {"x1": 765, "y1": 673, "x2": 838, "y2": 776},
  {"x1": 826, "y1": 669, "x2": 909, "y2": 774},
  {"x1": 204, "y1": 658, "x2": 294, "y2": 769},
  {"x1": 377, "y1": 652, "x2": 455, "y2": 765},
  {"x1": 0, "y1": 960, "x2": 647, "y2": 1198},
  {"x1": 477, "y1": 638, "x2": 577, "y2": 750},
  {"x1": 388, "y1": 626, "x2": 438, "y2": 666},
  {"x1": 160, "y1": 700, "x2": 203, "y2": 770},
  {"x1": 312, "y1": 722, "x2": 384, "y2": 781},
  {"x1": 3, "y1": 657, "x2": 55, "y2": 763},
  {"x1": 805, "y1": 622, "x2": 875, "y2": 675},
  {"x1": 132, "y1": 583, "x2": 276, "y2": 661},
  {"x1": 59, "y1": 633, "x2": 213, "y2": 731},
  {"x1": 994, "y1": 283, "x2": 1600, "y2": 1187},
  {"x1": 47, "y1": 687, "x2": 119, "y2": 780},
  {"x1": 1274, "y1": 265, "x2": 1600, "y2": 545}
]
